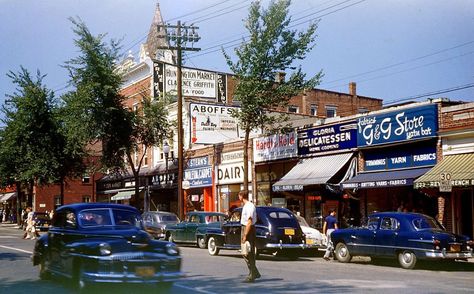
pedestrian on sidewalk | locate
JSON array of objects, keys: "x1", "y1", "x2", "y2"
[
  {"x1": 323, "y1": 209, "x2": 338, "y2": 260},
  {"x1": 239, "y1": 190, "x2": 261, "y2": 283}
]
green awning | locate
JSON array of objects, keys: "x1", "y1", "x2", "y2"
[{"x1": 414, "y1": 153, "x2": 474, "y2": 188}]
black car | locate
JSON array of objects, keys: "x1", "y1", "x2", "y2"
[
  {"x1": 32, "y1": 203, "x2": 183, "y2": 290},
  {"x1": 32, "y1": 212, "x2": 51, "y2": 232},
  {"x1": 205, "y1": 206, "x2": 308, "y2": 258},
  {"x1": 331, "y1": 212, "x2": 474, "y2": 269}
]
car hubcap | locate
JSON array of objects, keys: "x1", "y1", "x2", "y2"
[
  {"x1": 402, "y1": 252, "x2": 412, "y2": 264},
  {"x1": 339, "y1": 246, "x2": 348, "y2": 258}
]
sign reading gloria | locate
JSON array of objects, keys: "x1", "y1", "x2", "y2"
[
  {"x1": 253, "y1": 131, "x2": 297, "y2": 162},
  {"x1": 298, "y1": 122, "x2": 357, "y2": 156},
  {"x1": 153, "y1": 61, "x2": 227, "y2": 101},
  {"x1": 357, "y1": 104, "x2": 438, "y2": 147}
]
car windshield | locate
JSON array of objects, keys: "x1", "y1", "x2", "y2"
[
  {"x1": 413, "y1": 216, "x2": 444, "y2": 230},
  {"x1": 296, "y1": 215, "x2": 309, "y2": 227},
  {"x1": 78, "y1": 208, "x2": 142, "y2": 229},
  {"x1": 160, "y1": 214, "x2": 179, "y2": 222}
]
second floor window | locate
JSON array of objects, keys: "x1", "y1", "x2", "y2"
[
  {"x1": 326, "y1": 106, "x2": 337, "y2": 118},
  {"x1": 310, "y1": 104, "x2": 318, "y2": 116},
  {"x1": 288, "y1": 105, "x2": 298, "y2": 113}
]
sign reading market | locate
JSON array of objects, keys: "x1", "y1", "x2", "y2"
[
  {"x1": 298, "y1": 121, "x2": 357, "y2": 156},
  {"x1": 357, "y1": 104, "x2": 438, "y2": 147}
]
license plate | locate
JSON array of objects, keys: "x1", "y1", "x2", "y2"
[
  {"x1": 306, "y1": 239, "x2": 314, "y2": 245},
  {"x1": 135, "y1": 266, "x2": 155, "y2": 277},
  {"x1": 44, "y1": 224, "x2": 49, "y2": 228},
  {"x1": 450, "y1": 245, "x2": 461, "y2": 252},
  {"x1": 284, "y1": 228, "x2": 295, "y2": 236}
]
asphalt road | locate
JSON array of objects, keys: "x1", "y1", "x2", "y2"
[{"x1": 1, "y1": 223, "x2": 474, "y2": 294}]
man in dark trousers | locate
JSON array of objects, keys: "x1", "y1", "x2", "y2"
[
  {"x1": 323, "y1": 209, "x2": 338, "y2": 260},
  {"x1": 239, "y1": 190, "x2": 261, "y2": 282}
]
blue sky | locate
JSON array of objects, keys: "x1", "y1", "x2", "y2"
[{"x1": 1, "y1": 0, "x2": 473, "y2": 107}]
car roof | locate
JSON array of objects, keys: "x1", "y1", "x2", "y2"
[
  {"x1": 370, "y1": 211, "x2": 430, "y2": 220},
  {"x1": 187, "y1": 211, "x2": 226, "y2": 216},
  {"x1": 143, "y1": 211, "x2": 177, "y2": 215},
  {"x1": 56, "y1": 203, "x2": 139, "y2": 214}
]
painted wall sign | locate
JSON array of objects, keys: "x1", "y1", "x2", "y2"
[
  {"x1": 364, "y1": 145, "x2": 437, "y2": 171},
  {"x1": 357, "y1": 104, "x2": 438, "y2": 147},
  {"x1": 184, "y1": 156, "x2": 212, "y2": 188},
  {"x1": 298, "y1": 122, "x2": 357, "y2": 156},
  {"x1": 253, "y1": 131, "x2": 297, "y2": 162}
]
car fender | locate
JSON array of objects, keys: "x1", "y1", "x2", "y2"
[{"x1": 32, "y1": 234, "x2": 49, "y2": 266}]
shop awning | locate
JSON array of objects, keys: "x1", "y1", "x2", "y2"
[
  {"x1": 272, "y1": 153, "x2": 353, "y2": 192},
  {"x1": 0, "y1": 192, "x2": 16, "y2": 202},
  {"x1": 414, "y1": 153, "x2": 474, "y2": 188},
  {"x1": 111, "y1": 190, "x2": 137, "y2": 201},
  {"x1": 341, "y1": 167, "x2": 431, "y2": 189}
]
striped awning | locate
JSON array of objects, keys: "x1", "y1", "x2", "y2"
[
  {"x1": 341, "y1": 167, "x2": 431, "y2": 189},
  {"x1": 111, "y1": 190, "x2": 137, "y2": 201},
  {"x1": 414, "y1": 153, "x2": 474, "y2": 188},
  {"x1": 0, "y1": 192, "x2": 16, "y2": 202},
  {"x1": 272, "y1": 153, "x2": 353, "y2": 192}
]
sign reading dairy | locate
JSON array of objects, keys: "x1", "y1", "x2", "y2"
[
  {"x1": 184, "y1": 156, "x2": 212, "y2": 188},
  {"x1": 298, "y1": 122, "x2": 357, "y2": 156},
  {"x1": 253, "y1": 132, "x2": 297, "y2": 162},
  {"x1": 357, "y1": 104, "x2": 438, "y2": 147},
  {"x1": 217, "y1": 151, "x2": 252, "y2": 185}
]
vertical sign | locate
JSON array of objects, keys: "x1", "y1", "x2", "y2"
[{"x1": 153, "y1": 62, "x2": 164, "y2": 99}]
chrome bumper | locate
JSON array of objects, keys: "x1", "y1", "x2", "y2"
[
  {"x1": 425, "y1": 249, "x2": 474, "y2": 259},
  {"x1": 265, "y1": 242, "x2": 309, "y2": 250}
]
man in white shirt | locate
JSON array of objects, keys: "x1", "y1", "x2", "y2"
[{"x1": 239, "y1": 190, "x2": 261, "y2": 282}]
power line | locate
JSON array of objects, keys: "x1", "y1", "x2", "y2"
[{"x1": 384, "y1": 83, "x2": 474, "y2": 106}]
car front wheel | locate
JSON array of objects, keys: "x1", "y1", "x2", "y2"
[
  {"x1": 398, "y1": 250, "x2": 417, "y2": 269},
  {"x1": 197, "y1": 236, "x2": 207, "y2": 249},
  {"x1": 335, "y1": 242, "x2": 352, "y2": 263},
  {"x1": 207, "y1": 237, "x2": 220, "y2": 255}
]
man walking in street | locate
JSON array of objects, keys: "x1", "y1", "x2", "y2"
[
  {"x1": 239, "y1": 190, "x2": 261, "y2": 283},
  {"x1": 323, "y1": 209, "x2": 338, "y2": 260}
]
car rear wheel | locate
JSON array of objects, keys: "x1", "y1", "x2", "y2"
[
  {"x1": 335, "y1": 242, "x2": 352, "y2": 263},
  {"x1": 398, "y1": 250, "x2": 417, "y2": 269},
  {"x1": 207, "y1": 236, "x2": 220, "y2": 255},
  {"x1": 39, "y1": 258, "x2": 51, "y2": 280},
  {"x1": 197, "y1": 236, "x2": 207, "y2": 249}
]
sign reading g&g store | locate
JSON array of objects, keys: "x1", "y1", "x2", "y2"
[{"x1": 357, "y1": 104, "x2": 438, "y2": 147}]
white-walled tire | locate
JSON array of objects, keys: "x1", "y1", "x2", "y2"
[
  {"x1": 335, "y1": 242, "x2": 352, "y2": 263},
  {"x1": 207, "y1": 236, "x2": 220, "y2": 255},
  {"x1": 398, "y1": 250, "x2": 417, "y2": 269}
]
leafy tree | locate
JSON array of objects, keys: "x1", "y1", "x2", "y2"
[
  {"x1": 223, "y1": 0, "x2": 322, "y2": 190},
  {"x1": 62, "y1": 17, "x2": 133, "y2": 170},
  {"x1": 0, "y1": 67, "x2": 69, "y2": 223}
]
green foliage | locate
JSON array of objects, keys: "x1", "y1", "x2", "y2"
[
  {"x1": 62, "y1": 17, "x2": 133, "y2": 169},
  {"x1": 0, "y1": 67, "x2": 67, "y2": 187},
  {"x1": 224, "y1": 0, "x2": 322, "y2": 133}
]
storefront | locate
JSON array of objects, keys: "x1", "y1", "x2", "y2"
[
  {"x1": 216, "y1": 150, "x2": 252, "y2": 214},
  {"x1": 149, "y1": 162, "x2": 178, "y2": 213},
  {"x1": 183, "y1": 155, "x2": 213, "y2": 212},
  {"x1": 342, "y1": 103, "x2": 439, "y2": 222},
  {"x1": 272, "y1": 121, "x2": 358, "y2": 229}
]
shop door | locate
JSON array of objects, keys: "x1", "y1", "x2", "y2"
[{"x1": 460, "y1": 189, "x2": 473, "y2": 239}]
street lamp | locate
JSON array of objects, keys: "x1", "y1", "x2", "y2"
[{"x1": 163, "y1": 141, "x2": 170, "y2": 186}]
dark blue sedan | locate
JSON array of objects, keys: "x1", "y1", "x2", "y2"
[
  {"x1": 32, "y1": 203, "x2": 183, "y2": 290},
  {"x1": 331, "y1": 212, "x2": 474, "y2": 269}
]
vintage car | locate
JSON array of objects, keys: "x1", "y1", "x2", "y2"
[
  {"x1": 295, "y1": 214, "x2": 326, "y2": 249},
  {"x1": 32, "y1": 212, "x2": 52, "y2": 232},
  {"x1": 205, "y1": 206, "x2": 309, "y2": 258},
  {"x1": 32, "y1": 203, "x2": 183, "y2": 290},
  {"x1": 142, "y1": 211, "x2": 180, "y2": 240},
  {"x1": 165, "y1": 211, "x2": 226, "y2": 248},
  {"x1": 331, "y1": 212, "x2": 474, "y2": 269}
]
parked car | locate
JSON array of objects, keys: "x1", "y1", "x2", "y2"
[
  {"x1": 32, "y1": 212, "x2": 52, "y2": 232},
  {"x1": 142, "y1": 211, "x2": 180, "y2": 240},
  {"x1": 295, "y1": 214, "x2": 326, "y2": 249},
  {"x1": 205, "y1": 206, "x2": 309, "y2": 258},
  {"x1": 165, "y1": 211, "x2": 226, "y2": 248},
  {"x1": 331, "y1": 211, "x2": 474, "y2": 269},
  {"x1": 32, "y1": 203, "x2": 183, "y2": 290}
]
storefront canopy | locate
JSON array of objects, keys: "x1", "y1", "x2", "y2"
[
  {"x1": 414, "y1": 153, "x2": 474, "y2": 189},
  {"x1": 111, "y1": 190, "x2": 138, "y2": 201},
  {"x1": 272, "y1": 153, "x2": 353, "y2": 192},
  {"x1": 0, "y1": 192, "x2": 16, "y2": 202},
  {"x1": 341, "y1": 167, "x2": 431, "y2": 189}
]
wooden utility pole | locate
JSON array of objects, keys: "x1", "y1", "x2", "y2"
[{"x1": 157, "y1": 21, "x2": 200, "y2": 220}]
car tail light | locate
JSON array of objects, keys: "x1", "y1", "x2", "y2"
[{"x1": 433, "y1": 239, "x2": 441, "y2": 250}]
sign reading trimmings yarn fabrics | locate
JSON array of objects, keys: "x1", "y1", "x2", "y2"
[{"x1": 357, "y1": 104, "x2": 438, "y2": 147}]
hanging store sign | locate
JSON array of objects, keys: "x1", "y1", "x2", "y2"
[
  {"x1": 253, "y1": 131, "x2": 297, "y2": 162},
  {"x1": 364, "y1": 145, "x2": 437, "y2": 171},
  {"x1": 184, "y1": 156, "x2": 212, "y2": 188},
  {"x1": 357, "y1": 104, "x2": 438, "y2": 147},
  {"x1": 153, "y1": 61, "x2": 227, "y2": 101},
  {"x1": 298, "y1": 121, "x2": 357, "y2": 156},
  {"x1": 217, "y1": 151, "x2": 252, "y2": 185}
]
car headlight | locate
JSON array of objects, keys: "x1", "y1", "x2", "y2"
[
  {"x1": 165, "y1": 243, "x2": 179, "y2": 256},
  {"x1": 99, "y1": 243, "x2": 112, "y2": 256}
]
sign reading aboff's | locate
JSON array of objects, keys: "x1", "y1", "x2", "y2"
[
  {"x1": 298, "y1": 122, "x2": 357, "y2": 156},
  {"x1": 358, "y1": 104, "x2": 438, "y2": 147}
]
